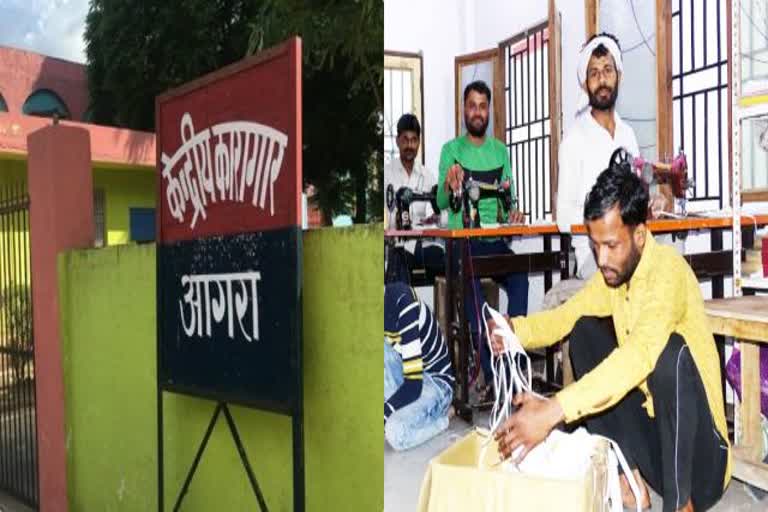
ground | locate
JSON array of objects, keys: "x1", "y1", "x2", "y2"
[{"x1": 0, "y1": 490, "x2": 33, "y2": 512}]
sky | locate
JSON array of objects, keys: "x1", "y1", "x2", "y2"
[{"x1": 0, "y1": 0, "x2": 89, "y2": 63}]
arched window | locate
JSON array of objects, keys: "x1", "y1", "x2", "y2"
[
  {"x1": 22, "y1": 89, "x2": 70, "y2": 119},
  {"x1": 0, "y1": 93, "x2": 7, "y2": 113}
]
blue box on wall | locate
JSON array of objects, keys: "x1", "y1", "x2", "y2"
[{"x1": 130, "y1": 208, "x2": 156, "y2": 242}]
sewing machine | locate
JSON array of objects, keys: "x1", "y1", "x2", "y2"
[
  {"x1": 449, "y1": 176, "x2": 516, "y2": 228},
  {"x1": 610, "y1": 148, "x2": 694, "y2": 216},
  {"x1": 385, "y1": 184, "x2": 440, "y2": 230}
]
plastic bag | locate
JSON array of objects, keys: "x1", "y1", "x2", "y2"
[{"x1": 724, "y1": 346, "x2": 768, "y2": 416}]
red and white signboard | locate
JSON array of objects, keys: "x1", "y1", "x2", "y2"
[{"x1": 156, "y1": 37, "x2": 302, "y2": 242}]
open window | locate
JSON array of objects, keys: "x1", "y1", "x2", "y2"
[
  {"x1": 93, "y1": 189, "x2": 106, "y2": 248},
  {"x1": 455, "y1": 49, "x2": 504, "y2": 139},
  {"x1": 455, "y1": 5, "x2": 562, "y2": 222},
  {"x1": 498, "y1": 18, "x2": 561, "y2": 222},
  {"x1": 384, "y1": 51, "x2": 425, "y2": 165}
]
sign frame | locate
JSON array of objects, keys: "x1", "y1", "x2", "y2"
[{"x1": 154, "y1": 36, "x2": 304, "y2": 512}]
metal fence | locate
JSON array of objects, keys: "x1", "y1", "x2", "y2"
[
  {"x1": 503, "y1": 21, "x2": 552, "y2": 222},
  {"x1": 0, "y1": 183, "x2": 37, "y2": 508},
  {"x1": 672, "y1": 0, "x2": 730, "y2": 210}
]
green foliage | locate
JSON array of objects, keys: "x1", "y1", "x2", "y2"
[
  {"x1": 0, "y1": 284, "x2": 32, "y2": 385},
  {"x1": 84, "y1": 0, "x2": 383, "y2": 223}
]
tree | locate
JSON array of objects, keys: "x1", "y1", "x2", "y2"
[
  {"x1": 84, "y1": 0, "x2": 383, "y2": 224},
  {"x1": 0, "y1": 284, "x2": 33, "y2": 387}
]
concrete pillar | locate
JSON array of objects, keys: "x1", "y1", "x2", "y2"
[{"x1": 28, "y1": 124, "x2": 94, "y2": 512}]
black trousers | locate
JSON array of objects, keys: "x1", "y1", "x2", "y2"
[{"x1": 569, "y1": 317, "x2": 728, "y2": 512}]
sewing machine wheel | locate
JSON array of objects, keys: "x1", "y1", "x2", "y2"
[
  {"x1": 430, "y1": 184, "x2": 441, "y2": 214},
  {"x1": 385, "y1": 184, "x2": 395, "y2": 211},
  {"x1": 609, "y1": 147, "x2": 633, "y2": 174},
  {"x1": 449, "y1": 191, "x2": 463, "y2": 213}
]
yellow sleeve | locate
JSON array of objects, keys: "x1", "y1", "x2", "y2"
[
  {"x1": 554, "y1": 267, "x2": 687, "y2": 423},
  {"x1": 511, "y1": 273, "x2": 611, "y2": 350}
]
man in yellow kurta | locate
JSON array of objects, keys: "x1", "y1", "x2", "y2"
[{"x1": 490, "y1": 167, "x2": 730, "y2": 512}]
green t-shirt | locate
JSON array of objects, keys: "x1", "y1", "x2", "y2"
[{"x1": 437, "y1": 135, "x2": 515, "y2": 229}]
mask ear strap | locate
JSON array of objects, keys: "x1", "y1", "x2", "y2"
[
  {"x1": 594, "y1": 435, "x2": 642, "y2": 512},
  {"x1": 481, "y1": 304, "x2": 543, "y2": 439}
]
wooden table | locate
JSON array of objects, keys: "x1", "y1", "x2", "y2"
[
  {"x1": 420, "y1": 224, "x2": 567, "y2": 422},
  {"x1": 705, "y1": 296, "x2": 768, "y2": 491},
  {"x1": 572, "y1": 214, "x2": 768, "y2": 235},
  {"x1": 572, "y1": 215, "x2": 768, "y2": 299},
  {"x1": 384, "y1": 228, "x2": 440, "y2": 286}
]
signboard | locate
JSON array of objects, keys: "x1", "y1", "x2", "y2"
[{"x1": 156, "y1": 37, "x2": 302, "y2": 414}]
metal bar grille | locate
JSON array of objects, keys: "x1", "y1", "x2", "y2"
[
  {"x1": 0, "y1": 183, "x2": 37, "y2": 508},
  {"x1": 672, "y1": 0, "x2": 729, "y2": 209},
  {"x1": 94, "y1": 189, "x2": 106, "y2": 248},
  {"x1": 383, "y1": 67, "x2": 415, "y2": 165},
  {"x1": 503, "y1": 22, "x2": 551, "y2": 222}
]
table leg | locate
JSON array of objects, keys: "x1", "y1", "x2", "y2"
[
  {"x1": 711, "y1": 228, "x2": 724, "y2": 299},
  {"x1": 455, "y1": 239, "x2": 472, "y2": 421},
  {"x1": 446, "y1": 239, "x2": 472, "y2": 422},
  {"x1": 560, "y1": 235, "x2": 574, "y2": 386},
  {"x1": 739, "y1": 340, "x2": 763, "y2": 461},
  {"x1": 710, "y1": 228, "x2": 729, "y2": 408},
  {"x1": 544, "y1": 234, "x2": 556, "y2": 385}
]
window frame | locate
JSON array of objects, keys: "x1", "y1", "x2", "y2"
[
  {"x1": 22, "y1": 89, "x2": 71, "y2": 119},
  {"x1": 384, "y1": 51, "x2": 425, "y2": 165}
]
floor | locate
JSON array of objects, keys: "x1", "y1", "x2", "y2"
[
  {"x1": 0, "y1": 490, "x2": 34, "y2": 512},
  {"x1": 385, "y1": 410, "x2": 767, "y2": 511}
]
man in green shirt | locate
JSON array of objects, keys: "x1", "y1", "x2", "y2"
[{"x1": 436, "y1": 80, "x2": 528, "y2": 396}]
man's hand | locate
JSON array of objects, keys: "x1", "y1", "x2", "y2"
[
  {"x1": 444, "y1": 164, "x2": 464, "y2": 193},
  {"x1": 508, "y1": 209, "x2": 526, "y2": 224},
  {"x1": 494, "y1": 393, "x2": 565, "y2": 463},
  {"x1": 486, "y1": 315, "x2": 512, "y2": 356}
]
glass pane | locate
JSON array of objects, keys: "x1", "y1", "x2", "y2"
[
  {"x1": 742, "y1": 116, "x2": 768, "y2": 190},
  {"x1": 22, "y1": 89, "x2": 70, "y2": 118},
  {"x1": 600, "y1": 0, "x2": 657, "y2": 160},
  {"x1": 383, "y1": 65, "x2": 415, "y2": 165},
  {"x1": 740, "y1": 0, "x2": 768, "y2": 94}
]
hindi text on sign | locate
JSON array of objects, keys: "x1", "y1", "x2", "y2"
[
  {"x1": 161, "y1": 113, "x2": 289, "y2": 230},
  {"x1": 178, "y1": 270, "x2": 262, "y2": 342}
]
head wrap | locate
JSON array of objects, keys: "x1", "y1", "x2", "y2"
[
  {"x1": 575, "y1": 34, "x2": 623, "y2": 115},
  {"x1": 577, "y1": 34, "x2": 623, "y2": 88}
]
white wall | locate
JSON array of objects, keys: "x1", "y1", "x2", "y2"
[{"x1": 385, "y1": 0, "x2": 467, "y2": 177}]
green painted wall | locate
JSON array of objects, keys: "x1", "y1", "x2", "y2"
[
  {"x1": 0, "y1": 157, "x2": 26, "y2": 185},
  {"x1": 58, "y1": 224, "x2": 383, "y2": 511},
  {"x1": 93, "y1": 166, "x2": 156, "y2": 246},
  {"x1": 0, "y1": 157, "x2": 156, "y2": 247}
]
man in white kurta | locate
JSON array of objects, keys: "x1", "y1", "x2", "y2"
[
  {"x1": 556, "y1": 34, "x2": 639, "y2": 279},
  {"x1": 384, "y1": 114, "x2": 443, "y2": 281}
]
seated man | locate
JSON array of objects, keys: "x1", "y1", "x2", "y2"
[
  {"x1": 385, "y1": 283, "x2": 454, "y2": 450},
  {"x1": 384, "y1": 113, "x2": 444, "y2": 282},
  {"x1": 557, "y1": 32, "x2": 639, "y2": 280},
  {"x1": 490, "y1": 168, "x2": 730, "y2": 512},
  {"x1": 436, "y1": 80, "x2": 528, "y2": 396}
]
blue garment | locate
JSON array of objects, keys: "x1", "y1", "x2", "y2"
[
  {"x1": 384, "y1": 283, "x2": 454, "y2": 420},
  {"x1": 384, "y1": 342, "x2": 452, "y2": 451}
]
